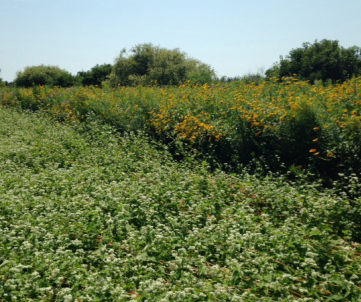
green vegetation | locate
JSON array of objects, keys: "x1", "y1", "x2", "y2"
[
  {"x1": 0, "y1": 106, "x2": 360, "y2": 301},
  {"x1": 76, "y1": 64, "x2": 112, "y2": 87},
  {"x1": 2, "y1": 40, "x2": 361, "y2": 300},
  {"x1": 1, "y1": 77, "x2": 361, "y2": 184},
  {"x1": 14, "y1": 65, "x2": 75, "y2": 88},
  {"x1": 107, "y1": 43, "x2": 216, "y2": 87},
  {"x1": 266, "y1": 39, "x2": 361, "y2": 84}
]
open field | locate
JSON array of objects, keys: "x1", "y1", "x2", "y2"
[
  {"x1": 1, "y1": 77, "x2": 361, "y2": 181},
  {"x1": 0, "y1": 107, "x2": 361, "y2": 301}
]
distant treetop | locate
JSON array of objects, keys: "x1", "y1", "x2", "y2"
[
  {"x1": 266, "y1": 39, "x2": 361, "y2": 83},
  {"x1": 106, "y1": 43, "x2": 216, "y2": 87},
  {"x1": 14, "y1": 65, "x2": 74, "y2": 87},
  {"x1": 76, "y1": 64, "x2": 112, "y2": 87}
]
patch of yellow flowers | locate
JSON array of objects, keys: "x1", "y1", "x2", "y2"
[{"x1": 1, "y1": 76, "x2": 361, "y2": 156}]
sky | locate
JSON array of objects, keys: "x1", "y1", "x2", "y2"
[{"x1": 1, "y1": 0, "x2": 361, "y2": 82}]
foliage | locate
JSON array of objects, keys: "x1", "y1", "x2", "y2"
[
  {"x1": 76, "y1": 63, "x2": 112, "y2": 87},
  {"x1": 0, "y1": 106, "x2": 360, "y2": 301},
  {"x1": 14, "y1": 65, "x2": 75, "y2": 87},
  {"x1": 1, "y1": 76, "x2": 361, "y2": 183},
  {"x1": 107, "y1": 43, "x2": 216, "y2": 86},
  {"x1": 266, "y1": 39, "x2": 361, "y2": 83}
]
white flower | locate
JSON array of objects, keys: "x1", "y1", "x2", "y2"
[{"x1": 63, "y1": 294, "x2": 73, "y2": 302}]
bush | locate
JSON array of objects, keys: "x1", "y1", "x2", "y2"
[
  {"x1": 14, "y1": 65, "x2": 75, "y2": 87},
  {"x1": 107, "y1": 43, "x2": 216, "y2": 86}
]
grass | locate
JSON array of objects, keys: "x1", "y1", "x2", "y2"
[{"x1": 0, "y1": 107, "x2": 360, "y2": 301}]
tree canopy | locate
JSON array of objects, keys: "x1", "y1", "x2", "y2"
[
  {"x1": 266, "y1": 39, "x2": 361, "y2": 83},
  {"x1": 107, "y1": 43, "x2": 216, "y2": 86},
  {"x1": 14, "y1": 65, "x2": 75, "y2": 87},
  {"x1": 76, "y1": 64, "x2": 112, "y2": 86}
]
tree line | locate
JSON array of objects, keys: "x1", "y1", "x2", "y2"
[
  {"x1": 7, "y1": 44, "x2": 216, "y2": 88},
  {"x1": 2, "y1": 40, "x2": 361, "y2": 88}
]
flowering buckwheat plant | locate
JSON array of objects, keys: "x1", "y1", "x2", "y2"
[{"x1": 0, "y1": 107, "x2": 360, "y2": 301}]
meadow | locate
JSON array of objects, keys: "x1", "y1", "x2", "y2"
[{"x1": 0, "y1": 78, "x2": 361, "y2": 301}]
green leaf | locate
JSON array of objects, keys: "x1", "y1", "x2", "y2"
[
  {"x1": 309, "y1": 228, "x2": 321, "y2": 237},
  {"x1": 326, "y1": 294, "x2": 345, "y2": 301}
]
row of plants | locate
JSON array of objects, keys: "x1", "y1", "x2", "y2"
[
  {"x1": 0, "y1": 107, "x2": 360, "y2": 300},
  {"x1": 1, "y1": 76, "x2": 361, "y2": 183}
]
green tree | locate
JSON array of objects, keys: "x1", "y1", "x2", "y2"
[
  {"x1": 266, "y1": 39, "x2": 361, "y2": 83},
  {"x1": 14, "y1": 65, "x2": 75, "y2": 87},
  {"x1": 107, "y1": 43, "x2": 216, "y2": 86},
  {"x1": 76, "y1": 64, "x2": 112, "y2": 86}
]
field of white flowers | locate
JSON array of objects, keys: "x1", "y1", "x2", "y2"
[{"x1": 0, "y1": 107, "x2": 361, "y2": 301}]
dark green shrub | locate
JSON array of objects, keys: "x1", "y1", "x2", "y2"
[
  {"x1": 266, "y1": 39, "x2": 361, "y2": 83},
  {"x1": 14, "y1": 65, "x2": 75, "y2": 87},
  {"x1": 76, "y1": 64, "x2": 112, "y2": 86}
]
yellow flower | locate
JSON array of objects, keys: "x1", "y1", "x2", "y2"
[
  {"x1": 309, "y1": 149, "x2": 317, "y2": 153},
  {"x1": 280, "y1": 114, "x2": 287, "y2": 121},
  {"x1": 312, "y1": 138, "x2": 319, "y2": 142},
  {"x1": 313, "y1": 152, "x2": 320, "y2": 156},
  {"x1": 327, "y1": 152, "x2": 334, "y2": 158}
]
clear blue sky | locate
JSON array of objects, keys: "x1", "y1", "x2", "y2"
[{"x1": 1, "y1": 0, "x2": 361, "y2": 82}]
